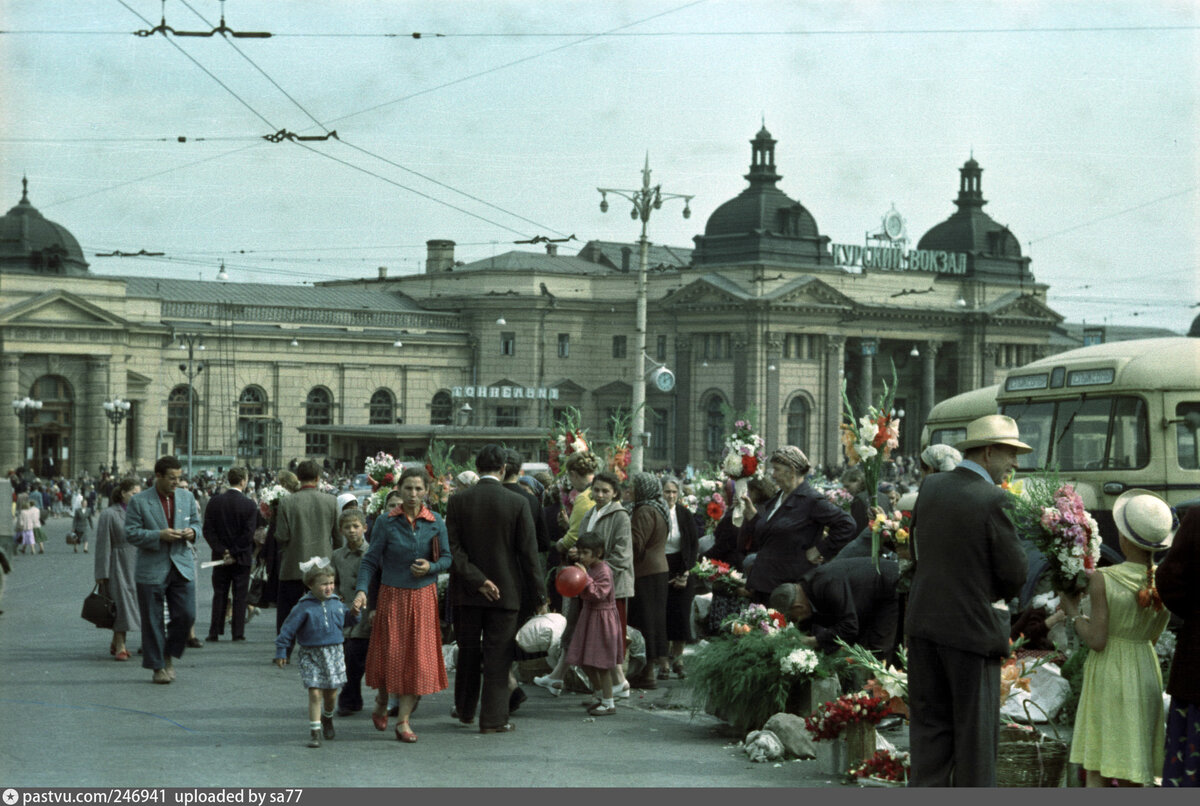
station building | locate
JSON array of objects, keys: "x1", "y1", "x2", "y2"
[{"x1": 1, "y1": 127, "x2": 1065, "y2": 478}]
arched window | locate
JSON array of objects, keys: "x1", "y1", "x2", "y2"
[
  {"x1": 167, "y1": 385, "x2": 194, "y2": 449},
  {"x1": 786, "y1": 396, "x2": 811, "y2": 454},
  {"x1": 431, "y1": 391, "x2": 452, "y2": 425},
  {"x1": 305, "y1": 387, "x2": 332, "y2": 455},
  {"x1": 369, "y1": 389, "x2": 395, "y2": 425},
  {"x1": 704, "y1": 394, "x2": 727, "y2": 462},
  {"x1": 238, "y1": 386, "x2": 268, "y2": 459}
]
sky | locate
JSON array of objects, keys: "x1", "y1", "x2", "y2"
[{"x1": 2, "y1": 0, "x2": 1197, "y2": 333}]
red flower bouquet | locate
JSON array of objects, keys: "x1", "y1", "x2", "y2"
[
  {"x1": 805, "y1": 691, "x2": 892, "y2": 740},
  {"x1": 849, "y1": 749, "x2": 910, "y2": 783}
]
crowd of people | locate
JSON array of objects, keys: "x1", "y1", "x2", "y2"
[{"x1": 6, "y1": 421, "x2": 1195, "y2": 787}]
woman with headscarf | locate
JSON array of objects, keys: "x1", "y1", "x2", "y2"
[
  {"x1": 93, "y1": 478, "x2": 142, "y2": 660},
  {"x1": 660, "y1": 476, "x2": 699, "y2": 677},
  {"x1": 919, "y1": 443, "x2": 962, "y2": 478},
  {"x1": 626, "y1": 472, "x2": 671, "y2": 688},
  {"x1": 738, "y1": 446, "x2": 857, "y2": 603}
]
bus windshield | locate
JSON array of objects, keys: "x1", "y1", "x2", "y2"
[{"x1": 1001, "y1": 395, "x2": 1149, "y2": 471}]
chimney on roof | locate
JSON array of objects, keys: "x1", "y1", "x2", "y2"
[
  {"x1": 377, "y1": 266, "x2": 388, "y2": 280},
  {"x1": 621, "y1": 246, "x2": 632, "y2": 273},
  {"x1": 426, "y1": 239, "x2": 456, "y2": 273},
  {"x1": 545, "y1": 243, "x2": 558, "y2": 256}
]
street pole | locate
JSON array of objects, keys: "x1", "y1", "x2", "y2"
[
  {"x1": 11, "y1": 396, "x2": 43, "y2": 473},
  {"x1": 102, "y1": 397, "x2": 131, "y2": 474},
  {"x1": 175, "y1": 333, "x2": 205, "y2": 479},
  {"x1": 598, "y1": 155, "x2": 692, "y2": 474}
]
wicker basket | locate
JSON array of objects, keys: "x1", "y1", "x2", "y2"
[{"x1": 996, "y1": 701, "x2": 1068, "y2": 787}]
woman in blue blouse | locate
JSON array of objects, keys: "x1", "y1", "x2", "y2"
[{"x1": 352, "y1": 468, "x2": 451, "y2": 744}]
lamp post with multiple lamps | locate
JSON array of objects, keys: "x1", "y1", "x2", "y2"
[
  {"x1": 102, "y1": 397, "x2": 131, "y2": 474},
  {"x1": 598, "y1": 156, "x2": 691, "y2": 473},
  {"x1": 12, "y1": 396, "x2": 43, "y2": 472},
  {"x1": 176, "y1": 333, "x2": 205, "y2": 478}
]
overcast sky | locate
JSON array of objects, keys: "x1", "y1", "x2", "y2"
[{"x1": 2, "y1": 0, "x2": 1197, "y2": 333}]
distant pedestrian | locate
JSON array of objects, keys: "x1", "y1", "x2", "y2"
[
  {"x1": 274, "y1": 558, "x2": 357, "y2": 749},
  {"x1": 16, "y1": 495, "x2": 39, "y2": 555},
  {"x1": 202, "y1": 467, "x2": 260, "y2": 642},
  {"x1": 72, "y1": 502, "x2": 94, "y2": 554}
]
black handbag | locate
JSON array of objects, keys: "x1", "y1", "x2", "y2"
[{"x1": 81, "y1": 583, "x2": 117, "y2": 629}]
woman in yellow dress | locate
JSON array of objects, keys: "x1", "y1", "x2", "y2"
[{"x1": 1061, "y1": 489, "x2": 1174, "y2": 787}]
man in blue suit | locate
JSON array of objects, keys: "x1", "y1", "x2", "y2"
[{"x1": 126, "y1": 456, "x2": 203, "y2": 684}]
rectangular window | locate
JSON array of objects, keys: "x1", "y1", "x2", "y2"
[
  {"x1": 656, "y1": 335, "x2": 668, "y2": 362},
  {"x1": 500, "y1": 332, "x2": 516, "y2": 356},
  {"x1": 557, "y1": 333, "x2": 570, "y2": 358},
  {"x1": 612, "y1": 335, "x2": 627, "y2": 359},
  {"x1": 1176, "y1": 402, "x2": 1200, "y2": 470},
  {"x1": 495, "y1": 406, "x2": 520, "y2": 428}
]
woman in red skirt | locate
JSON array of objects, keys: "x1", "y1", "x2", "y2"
[{"x1": 352, "y1": 468, "x2": 451, "y2": 743}]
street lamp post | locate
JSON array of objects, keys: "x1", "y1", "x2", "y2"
[
  {"x1": 102, "y1": 397, "x2": 131, "y2": 474},
  {"x1": 176, "y1": 333, "x2": 205, "y2": 478},
  {"x1": 598, "y1": 155, "x2": 692, "y2": 474},
  {"x1": 11, "y1": 396, "x2": 43, "y2": 472}
]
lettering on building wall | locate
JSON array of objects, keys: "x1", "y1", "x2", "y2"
[
  {"x1": 829, "y1": 243, "x2": 967, "y2": 275},
  {"x1": 452, "y1": 386, "x2": 560, "y2": 400}
]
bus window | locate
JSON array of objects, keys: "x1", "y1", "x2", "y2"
[
  {"x1": 1177, "y1": 402, "x2": 1200, "y2": 470},
  {"x1": 1003, "y1": 401, "x2": 1053, "y2": 470},
  {"x1": 1053, "y1": 397, "x2": 1112, "y2": 470},
  {"x1": 1109, "y1": 397, "x2": 1149, "y2": 470},
  {"x1": 930, "y1": 428, "x2": 966, "y2": 447}
]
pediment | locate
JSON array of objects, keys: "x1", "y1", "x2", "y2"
[
  {"x1": 765, "y1": 276, "x2": 856, "y2": 309},
  {"x1": 984, "y1": 291, "x2": 1064, "y2": 324},
  {"x1": 593, "y1": 380, "x2": 633, "y2": 397},
  {"x1": 0, "y1": 289, "x2": 129, "y2": 328},
  {"x1": 659, "y1": 274, "x2": 750, "y2": 310},
  {"x1": 551, "y1": 379, "x2": 586, "y2": 395}
]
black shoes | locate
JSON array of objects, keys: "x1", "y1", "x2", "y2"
[{"x1": 321, "y1": 715, "x2": 335, "y2": 740}]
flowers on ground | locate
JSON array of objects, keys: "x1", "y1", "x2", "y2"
[
  {"x1": 721, "y1": 602, "x2": 787, "y2": 636},
  {"x1": 805, "y1": 691, "x2": 892, "y2": 741},
  {"x1": 691, "y1": 557, "x2": 745, "y2": 596},
  {"x1": 1008, "y1": 472, "x2": 1101, "y2": 595},
  {"x1": 849, "y1": 749, "x2": 911, "y2": 783}
]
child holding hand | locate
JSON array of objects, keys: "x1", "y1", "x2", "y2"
[
  {"x1": 564, "y1": 531, "x2": 624, "y2": 716},
  {"x1": 275, "y1": 557, "x2": 358, "y2": 748}
]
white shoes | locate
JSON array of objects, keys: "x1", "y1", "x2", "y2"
[
  {"x1": 533, "y1": 674, "x2": 563, "y2": 697},
  {"x1": 614, "y1": 680, "x2": 631, "y2": 699}
]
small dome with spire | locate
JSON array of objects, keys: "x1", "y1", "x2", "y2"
[
  {"x1": 917, "y1": 157, "x2": 1022, "y2": 259},
  {"x1": 0, "y1": 178, "x2": 90, "y2": 276}
]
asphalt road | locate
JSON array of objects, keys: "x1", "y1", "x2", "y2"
[{"x1": 0, "y1": 514, "x2": 903, "y2": 789}]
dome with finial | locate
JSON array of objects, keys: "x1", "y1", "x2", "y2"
[
  {"x1": 692, "y1": 127, "x2": 827, "y2": 267},
  {"x1": 916, "y1": 157, "x2": 1032, "y2": 283},
  {"x1": 0, "y1": 178, "x2": 90, "y2": 276}
]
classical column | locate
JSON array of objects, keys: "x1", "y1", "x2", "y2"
[
  {"x1": 859, "y1": 339, "x2": 877, "y2": 414},
  {"x1": 824, "y1": 335, "x2": 846, "y2": 471},
  {"x1": 981, "y1": 344, "x2": 998, "y2": 388},
  {"x1": 2, "y1": 354, "x2": 21, "y2": 470},
  {"x1": 674, "y1": 335, "x2": 693, "y2": 470},
  {"x1": 732, "y1": 335, "x2": 749, "y2": 413},
  {"x1": 85, "y1": 357, "x2": 111, "y2": 477},
  {"x1": 764, "y1": 333, "x2": 783, "y2": 450},
  {"x1": 922, "y1": 340, "x2": 941, "y2": 428}
]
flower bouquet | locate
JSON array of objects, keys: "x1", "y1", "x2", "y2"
[
  {"x1": 839, "y1": 365, "x2": 900, "y2": 567},
  {"x1": 870, "y1": 508, "x2": 911, "y2": 559},
  {"x1": 362, "y1": 451, "x2": 405, "y2": 515},
  {"x1": 823, "y1": 485, "x2": 855, "y2": 513},
  {"x1": 686, "y1": 621, "x2": 838, "y2": 733},
  {"x1": 547, "y1": 406, "x2": 589, "y2": 478},
  {"x1": 602, "y1": 407, "x2": 633, "y2": 482},
  {"x1": 849, "y1": 749, "x2": 910, "y2": 785},
  {"x1": 721, "y1": 602, "x2": 788, "y2": 636},
  {"x1": 721, "y1": 416, "x2": 766, "y2": 527},
  {"x1": 835, "y1": 637, "x2": 909, "y2": 718},
  {"x1": 421, "y1": 439, "x2": 459, "y2": 516},
  {"x1": 258, "y1": 483, "x2": 291, "y2": 521},
  {"x1": 1007, "y1": 471, "x2": 1101, "y2": 596},
  {"x1": 690, "y1": 557, "x2": 745, "y2": 596},
  {"x1": 804, "y1": 691, "x2": 891, "y2": 741}
]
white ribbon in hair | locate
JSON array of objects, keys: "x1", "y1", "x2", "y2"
[{"x1": 298, "y1": 556, "x2": 330, "y2": 574}]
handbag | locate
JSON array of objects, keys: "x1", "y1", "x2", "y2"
[
  {"x1": 247, "y1": 558, "x2": 268, "y2": 605},
  {"x1": 429, "y1": 534, "x2": 440, "y2": 562},
  {"x1": 82, "y1": 583, "x2": 117, "y2": 629}
]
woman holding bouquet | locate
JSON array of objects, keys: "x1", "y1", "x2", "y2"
[{"x1": 1061, "y1": 489, "x2": 1174, "y2": 787}]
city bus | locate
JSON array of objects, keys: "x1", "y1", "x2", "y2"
[{"x1": 921, "y1": 337, "x2": 1200, "y2": 603}]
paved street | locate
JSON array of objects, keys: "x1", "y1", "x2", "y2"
[{"x1": 0, "y1": 515, "x2": 901, "y2": 789}]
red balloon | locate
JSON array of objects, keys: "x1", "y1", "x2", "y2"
[{"x1": 555, "y1": 565, "x2": 588, "y2": 598}]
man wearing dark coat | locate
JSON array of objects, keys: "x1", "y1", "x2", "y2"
[
  {"x1": 202, "y1": 467, "x2": 261, "y2": 642},
  {"x1": 447, "y1": 444, "x2": 546, "y2": 734},
  {"x1": 904, "y1": 415, "x2": 1030, "y2": 787}
]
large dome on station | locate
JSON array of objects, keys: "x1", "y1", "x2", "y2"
[
  {"x1": 0, "y1": 178, "x2": 90, "y2": 276},
  {"x1": 917, "y1": 158, "x2": 1022, "y2": 258}
]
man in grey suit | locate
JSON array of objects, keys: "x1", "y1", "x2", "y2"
[
  {"x1": 125, "y1": 456, "x2": 203, "y2": 684},
  {"x1": 447, "y1": 444, "x2": 546, "y2": 734},
  {"x1": 273, "y1": 459, "x2": 340, "y2": 633},
  {"x1": 905, "y1": 415, "x2": 1030, "y2": 786}
]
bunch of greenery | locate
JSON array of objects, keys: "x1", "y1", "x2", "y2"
[
  {"x1": 686, "y1": 625, "x2": 838, "y2": 734},
  {"x1": 1057, "y1": 645, "x2": 1089, "y2": 724}
]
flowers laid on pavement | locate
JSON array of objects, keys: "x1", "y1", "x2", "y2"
[
  {"x1": 805, "y1": 691, "x2": 892, "y2": 741},
  {"x1": 690, "y1": 557, "x2": 746, "y2": 596},
  {"x1": 1008, "y1": 471, "x2": 1101, "y2": 595},
  {"x1": 849, "y1": 749, "x2": 911, "y2": 784}
]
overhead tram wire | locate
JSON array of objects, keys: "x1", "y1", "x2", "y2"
[
  {"x1": 1026, "y1": 185, "x2": 1196, "y2": 245},
  {"x1": 175, "y1": 0, "x2": 566, "y2": 238}
]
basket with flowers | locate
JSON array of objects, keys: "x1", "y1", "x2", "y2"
[
  {"x1": 690, "y1": 557, "x2": 745, "y2": 596},
  {"x1": 1007, "y1": 471, "x2": 1101, "y2": 596}
]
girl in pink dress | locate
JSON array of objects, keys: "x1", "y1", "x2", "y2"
[{"x1": 565, "y1": 531, "x2": 624, "y2": 716}]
